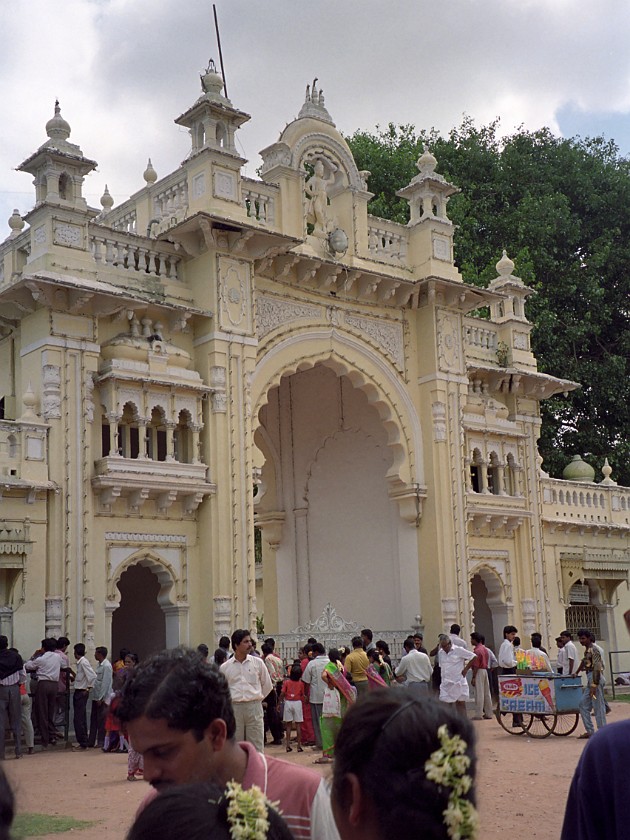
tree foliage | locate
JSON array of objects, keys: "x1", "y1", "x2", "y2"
[{"x1": 347, "y1": 121, "x2": 630, "y2": 485}]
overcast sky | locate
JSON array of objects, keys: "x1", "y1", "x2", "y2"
[{"x1": 2, "y1": 0, "x2": 630, "y2": 234}]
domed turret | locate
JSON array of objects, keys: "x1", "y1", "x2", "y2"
[
  {"x1": 562, "y1": 454, "x2": 595, "y2": 482},
  {"x1": 45, "y1": 100, "x2": 71, "y2": 143}
]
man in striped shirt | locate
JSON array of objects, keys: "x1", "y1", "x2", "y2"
[
  {"x1": 0, "y1": 635, "x2": 23, "y2": 759},
  {"x1": 119, "y1": 648, "x2": 340, "y2": 840}
]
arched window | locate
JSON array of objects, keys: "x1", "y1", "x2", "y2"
[
  {"x1": 59, "y1": 173, "x2": 71, "y2": 201},
  {"x1": 216, "y1": 122, "x2": 227, "y2": 148},
  {"x1": 147, "y1": 407, "x2": 167, "y2": 461},
  {"x1": 196, "y1": 123, "x2": 206, "y2": 150},
  {"x1": 487, "y1": 451, "x2": 501, "y2": 495},
  {"x1": 118, "y1": 402, "x2": 141, "y2": 458},
  {"x1": 7, "y1": 434, "x2": 17, "y2": 458},
  {"x1": 470, "y1": 448, "x2": 483, "y2": 493},
  {"x1": 174, "y1": 410, "x2": 193, "y2": 463}
]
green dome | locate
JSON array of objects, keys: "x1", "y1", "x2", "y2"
[{"x1": 562, "y1": 455, "x2": 595, "y2": 482}]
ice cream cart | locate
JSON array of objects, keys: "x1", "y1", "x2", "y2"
[{"x1": 496, "y1": 673, "x2": 582, "y2": 738}]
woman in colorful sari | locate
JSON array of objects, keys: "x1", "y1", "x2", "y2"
[
  {"x1": 366, "y1": 648, "x2": 393, "y2": 688},
  {"x1": 316, "y1": 649, "x2": 356, "y2": 765},
  {"x1": 298, "y1": 646, "x2": 316, "y2": 746}
]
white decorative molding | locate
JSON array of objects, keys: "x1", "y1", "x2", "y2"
[
  {"x1": 192, "y1": 172, "x2": 206, "y2": 198},
  {"x1": 431, "y1": 401, "x2": 447, "y2": 442},
  {"x1": 84, "y1": 373, "x2": 95, "y2": 422},
  {"x1": 256, "y1": 295, "x2": 320, "y2": 339},
  {"x1": 436, "y1": 309, "x2": 462, "y2": 373},
  {"x1": 33, "y1": 226, "x2": 47, "y2": 245},
  {"x1": 53, "y1": 221, "x2": 83, "y2": 248},
  {"x1": 41, "y1": 364, "x2": 61, "y2": 419},
  {"x1": 344, "y1": 312, "x2": 404, "y2": 370},
  {"x1": 521, "y1": 598, "x2": 537, "y2": 636},
  {"x1": 209, "y1": 365, "x2": 228, "y2": 413},
  {"x1": 45, "y1": 596, "x2": 63, "y2": 638},
  {"x1": 432, "y1": 234, "x2": 450, "y2": 261},
  {"x1": 292, "y1": 603, "x2": 359, "y2": 636},
  {"x1": 25, "y1": 435, "x2": 45, "y2": 460},
  {"x1": 105, "y1": 532, "x2": 187, "y2": 543},
  {"x1": 218, "y1": 257, "x2": 251, "y2": 333},
  {"x1": 213, "y1": 169, "x2": 237, "y2": 201},
  {"x1": 213, "y1": 595, "x2": 232, "y2": 639}
]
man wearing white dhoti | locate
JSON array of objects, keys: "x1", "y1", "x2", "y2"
[{"x1": 437, "y1": 634, "x2": 476, "y2": 716}]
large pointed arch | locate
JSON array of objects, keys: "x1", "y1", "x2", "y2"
[{"x1": 252, "y1": 328, "x2": 424, "y2": 489}]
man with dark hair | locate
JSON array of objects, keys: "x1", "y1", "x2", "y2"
[
  {"x1": 575, "y1": 629, "x2": 606, "y2": 739},
  {"x1": 360, "y1": 628, "x2": 375, "y2": 653},
  {"x1": 449, "y1": 624, "x2": 469, "y2": 649},
  {"x1": 71, "y1": 642, "x2": 96, "y2": 750},
  {"x1": 54, "y1": 636, "x2": 71, "y2": 733},
  {"x1": 526, "y1": 632, "x2": 552, "y2": 671},
  {"x1": 118, "y1": 648, "x2": 339, "y2": 839},
  {"x1": 413, "y1": 632, "x2": 428, "y2": 655},
  {"x1": 0, "y1": 636, "x2": 23, "y2": 759},
  {"x1": 559, "y1": 630, "x2": 578, "y2": 674},
  {"x1": 261, "y1": 642, "x2": 284, "y2": 746},
  {"x1": 196, "y1": 644, "x2": 209, "y2": 662},
  {"x1": 88, "y1": 646, "x2": 112, "y2": 748},
  {"x1": 498, "y1": 625, "x2": 521, "y2": 727},
  {"x1": 344, "y1": 637, "x2": 369, "y2": 698},
  {"x1": 395, "y1": 638, "x2": 432, "y2": 699},
  {"x1": 301, "y1": 643, "x2": 329, "y2": 749},
  {"x1": 25, "y1": 638, "x2": 61, "y2": 748},
  {"x1": 218, "y1": 636, "x2": 231, "y2": 652},
  {"x1": 220, "y1": 630, "x2": 272, "y2": 753}
]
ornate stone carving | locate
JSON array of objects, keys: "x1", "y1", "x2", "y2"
[
  {"x1": 292, "y1": 603, "x2": 359, "y2": 636},
  {"x1": 256, "y1": 295, "x2": 320, "y2": 338},
  {"x1": 218, "y1": 257, "x2": 251, "y2": 333},
  {"x1": 105, "y1": 532, "x2": 187, "y2": 543},
  {"x1": 213, "y1": 170, "x2": 237, "y2": 201},
  {"x1": 436, "y1": 309, "x2": 462, "y2": 373},
  {"x1": 441, "y1": 597, "x2": 458, "y2": 627},
  {"x1": 41, "y1": 364, "x2": 62, "y2": 419},
  {"x1": 513, "y1": 332, "x2": 529, "y2": 350},
  {"x1": 431, "y1": 401, "x2": 447, "y2": 441},
  {"x1": 33, "y1": 226, "x2": 47, "y2": 245},
  {"x1": 304, "y1": 158, "x2": 336, "y2": 236},
  {"x1": 432, "y1": 234, "x2": 450, "y2": 261},
  {"x1": 53, "y1": 221, "x2": 82, "y2": 248},
  {"x1": 521, "y1": 598, "x2": 537, "y2": 636},
  {"x1": 84, "y1": 372, "x2": 95, "y2": 422},
  {"x1": 213, "y1": 595, "x2": 232, "y2": 639},
  {"x1": 83, "y1": 596, "x2": 95, "y2": 647},
  {"x1": 344, "y1": 312, "x2": 404, "y2": 370},
  {"x1": 211, "y1": 392, "x2": 228, "y2": 413},
  {"x1": 45, "y1": 596, "x2": 63, "y2": 638},
  {"x1": 192, "y1": 172, "x2": 206, "y2": 198}
]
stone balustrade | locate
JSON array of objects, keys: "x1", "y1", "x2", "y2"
[
  {"x1": 367, "y1": 216, "x2": 409, "y2": 262},
  {"x1": 463, "y1": 317, "x2": 499, "y2": 363},
  {"x1": 108, "y1": 207, "x2": 137, "y2": 235},
  {"x1": 242, "y1": 179, "x2": 277, "y2": 225},
  {"x1": 541, "y1": 477, "x2": 630, "y2": 528},
  {"x1": 89, "y1": 225, "x2": 181, "y2": 281}
]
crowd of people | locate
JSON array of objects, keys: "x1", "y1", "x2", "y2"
[{"x1": 0, "y1": 612, "x2": 625, "y2": 839}]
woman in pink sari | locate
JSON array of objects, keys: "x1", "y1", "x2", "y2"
[{"x1": 298, "y1": 647, "x2": 316, "y2": 746}]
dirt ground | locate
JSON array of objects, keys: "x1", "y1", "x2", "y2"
[{"x1": 4, "y1": 700, "x2": 630, "y2": 840}]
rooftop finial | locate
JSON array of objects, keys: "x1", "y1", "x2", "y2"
[
  {"x1": 46, "y1": 99, "x2": 71, "y2": 142},
  {"x1": 298, "y1": 76, "x2": 333, "y2": 125}
]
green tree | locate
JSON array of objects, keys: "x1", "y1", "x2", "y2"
[{"x1": 347, "y1": 122, "x2": 630, "y2": 485}]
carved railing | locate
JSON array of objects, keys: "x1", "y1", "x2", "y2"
[
  {"x1": 541, "y1": 477, "x2": 630, "y2": 528},
  {"x1": 367, "y1": 216, "x2": 409, "y2": 263},
  {"x1": 242, "y1": 179, "x2": 277, "y2": 225},
  {"x1": 89, "y1": 225, "x2": 181, "y2": 282},
  {"x1": 463, "y1": 316, "x2": 499, "y2": 364},
  {"x1": 107, "y1": 207, "x2": 137, "y2": 235}
]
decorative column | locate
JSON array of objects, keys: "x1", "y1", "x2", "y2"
[
  {"x1": 166, "y1": 423, "x2": 176, "y2": 462},
  {"x1": 294, "y1": 507, "x2": 311, "y2": 626},
  {"x1": 495, "y1": 464, "x2": 506, "y2": 496},
  {"x1": 213, "y1": 595, "x2": 232, "y2": 641},
  {"x1": 0, "y1": 608, "x2": 13, "y2": 644},
  {"x1": 107, "y1": 413, "x2": 120, "y2": 456},
  {"x1": 479, "y1": 459, "x2": 489, "y2": 494},
  {"x1": 45, "y1": 596, "x2": 63, "y2": 638}
]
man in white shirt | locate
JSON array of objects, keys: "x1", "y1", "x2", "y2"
[
  {"x1": 449, "y1": 623, "x2": 470, "y2": 649},
  {"x1": 220, "y1": 629, "x2": 272, "y2": 753},
  {"x1": 395, "y1": 638, "x2": 432, "y2": 699},
  {"x1": 526, "y1": 633, "x2": 553, "y2": 671},
  {"x1": 26, "y1": 637, "x2": 61, "y2": 748},
  {"x1": 437, "y1": 634, "x2": 476, "y2": 715},
  {"x1": 0, "y1": 635, "x2": 24, "y2": 759},
  {"x1": 71, "y1": 642, "x2": 96, "y2": 750},
  {"x1": 88, "y1": 646, "x2": 113, "y2": 748},
  {"x1": 560, "y1": 631, "x2": 578, "y2": 674},
  {"x1": 302, "y1": 643, "x2": 329, "y2": 750}
]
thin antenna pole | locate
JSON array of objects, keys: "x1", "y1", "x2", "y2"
[{"x1": 213, "y1": 4, "x2": 228, "y2": 99}]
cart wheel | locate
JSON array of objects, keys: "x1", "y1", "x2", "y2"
[
  {"x1": 523, "y1": 714, "x2": 554, "y2": 738},
  {"x1": 495, "y1": 709, "x2": 527, "y2": 735},
  {"x1": 551, "y1": 713, "x2": 579, "y2": 736}
]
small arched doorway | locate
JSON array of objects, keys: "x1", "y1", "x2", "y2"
[
  {"x1": 470, "y1": 567, "x2": 508, "y2": 654},
  {"x1": 112, "y1": 564, "x2": 167, "y2": 661}
]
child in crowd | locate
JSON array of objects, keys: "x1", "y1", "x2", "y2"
[{"x1": 280, "y1": 664, "x2": 305, "y2": 753}]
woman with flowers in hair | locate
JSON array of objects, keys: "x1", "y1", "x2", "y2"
[
  {"x1": 128, "y1": 780, "x2": 293, "y2": 840},
  {"x1": 332, "y1": 691, "x2": 478, "y2": 840}
]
